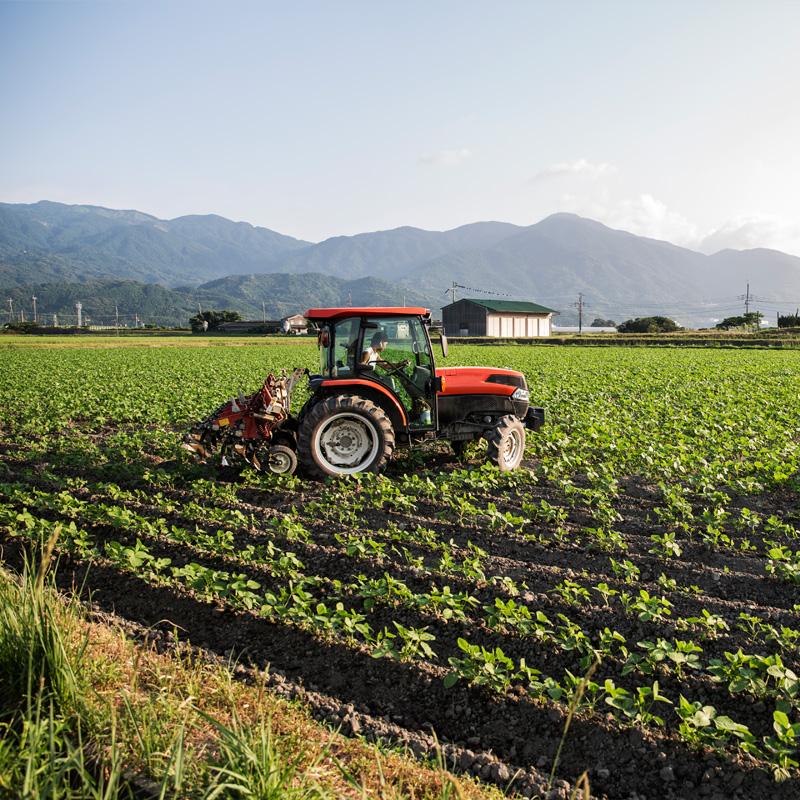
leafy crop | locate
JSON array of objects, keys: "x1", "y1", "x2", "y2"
[{"x1": 1, "y1": 340, "x2": 800, "y2": 785}]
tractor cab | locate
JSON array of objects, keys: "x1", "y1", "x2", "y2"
[{"x1": 307, "y1": 307, "x2": 442, "y2": 433}]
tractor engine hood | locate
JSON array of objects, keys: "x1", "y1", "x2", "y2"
[{"x1": 435, "y1": 366, "x2": 527, "y2": 397}]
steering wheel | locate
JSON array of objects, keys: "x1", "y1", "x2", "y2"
[{"x1": 381, "y1": 358, "x2": 410, "y2": 376}]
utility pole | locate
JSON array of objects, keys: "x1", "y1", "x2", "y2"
[
  {"x1": 738, "y1": 282, "x2": 751, "y2": 316},
  {"x1": 31, "y1": 295, "x2": 37, "y2": 324},
  {"x1": 262, "y1": 301, "x2": 266, "y2": 323},
  {"x1": 7, "y1": 298, "x2": 12, "y2": 323},
  {"x1": 53, "y1": 313, "x2": 58, "y2": 327},
  {"x1": 115, "y1": 304, "x2": 119, "y2": 331},
  {"x1": 76, "y1": 302, "x2": 82, "y2": 327},
  {"x1": 572, "y1": 293, "x2": 585, "y2": 334},
  {"x1": 447, "y1": 282, "x2": 458, "y2": 304},
  {"x1": 347, "y1": 292, "x2": 352, "y2": 306}
]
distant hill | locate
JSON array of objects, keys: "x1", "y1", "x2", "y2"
[
  {"x1": 400, "y1": 213, "x2": 712, "y2": 309},
  {"x1": 265, "y1": 221, "x2": 523, "y2": 280},
  {"x1": 2, "y1": 273, "x2": 430, "y2": 327},
  {"x1": 0, "y1": 201, "x2": 311, "y2": 287},
  {"x1": 3, "y1": 201, "x2": 800, "y2": 327}
]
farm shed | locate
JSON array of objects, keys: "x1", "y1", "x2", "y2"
[
  {"x1": 281, "y1": 313, "x2": 309, "y2": 334},
  {"x1": 442, "y1": 298, "x2": 557, "y2": 338}
]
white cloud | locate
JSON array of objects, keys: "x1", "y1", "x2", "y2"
[
  {"x1": 697, "y1": 216, "x2": 800, "y2": 256},
  {"x1": 417, "y1": 148, "x2": 472, "y2": 167},
  {"x1": 561, "y1": 192, "x2": 699, "y2": 246},
  {"x1": 531, "y1": 158, "x2": 615, "y2": 183},
  {"x1": 608, "y1": 194, "x2": 699, "y2": 245},
  {"x1": 550, "y1": 188, "x2": 800, "y2": 256}
]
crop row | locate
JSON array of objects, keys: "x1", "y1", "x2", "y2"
[{"x1": 3, "y1": 476, "x2": 800, "y2": 778}]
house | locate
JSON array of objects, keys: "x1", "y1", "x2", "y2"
[
  {"x1": 442, "y1": 299, "x2": 557, "y2": 338},
  {"x1": 281, "y1": 314, "x2": 309, "y2": 335}
]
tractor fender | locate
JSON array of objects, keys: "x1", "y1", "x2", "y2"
[{"x1": 314, "y1": 379, "x2": 408, "y2": 431}]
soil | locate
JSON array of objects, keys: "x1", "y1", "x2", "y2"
[{"x1": 2, "y1": 441, "x2": 799, "y2": 800}]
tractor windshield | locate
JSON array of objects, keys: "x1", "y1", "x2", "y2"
[{"x1": 362, "y1": 316, "x2": 434, "y2": 428}]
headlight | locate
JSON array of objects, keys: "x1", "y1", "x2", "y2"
[{"x1": 512, "y1": 387, "x2": 530, "y2": 402}]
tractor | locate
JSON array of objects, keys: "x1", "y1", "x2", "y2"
[{"x1": 184, "y1": 306, "x2": 544, "y2": 477}]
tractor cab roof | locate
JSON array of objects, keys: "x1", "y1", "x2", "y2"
[{"x1": 304, "y1": 307, "x2": 430, "y2": 322}]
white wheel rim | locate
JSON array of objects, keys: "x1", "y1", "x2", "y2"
[
  {"x1": 314, "y1": 412, "x2": 380, "y2": 474},
  {"x1": 269, "y1": 450, "x2": 294, "y2": 474},
  {"x1": 502, "y1": 427, "x2": 524, "y2": 466}
]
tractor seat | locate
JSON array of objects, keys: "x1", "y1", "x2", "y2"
[{"x1": 412, "y1": 365, "x2": 431, "y2": 389}]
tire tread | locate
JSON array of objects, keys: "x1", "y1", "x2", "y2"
[{"x1": 297, "y1": 394, "x2": 395, "y2": 478}]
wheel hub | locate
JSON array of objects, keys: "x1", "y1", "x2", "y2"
[
  {"x1": 319, "y1": 418, "x2": 372, "y2": 466},
  {"x1": 503, "y1": 428, "x2": 523, "y2": 465},
  {"x1": 269, "y1": 450, "x2": 292, "y2": 473}
]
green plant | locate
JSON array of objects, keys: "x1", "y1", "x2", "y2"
[
  {"x1": 604, "y1": 680, "x2": 672, "y2": 726},
  {"x1": 444, "y1": 638, "x2": 518, "y2": 693},
  {"x1": 372, "y1": 622, "x2": 436, "y2": 662},
  {"x1": 552, "y1": 579, "x2": 591, "y2": 607},
  {"x1": 609, "y1": 558, "x2": 640, "y2": 583},
  {"x1": 763, "y1": 703, "x2": 800, "y2": 781},
  {"x1": 649, "y1": 531, "x2": 683, "y2": 558}
]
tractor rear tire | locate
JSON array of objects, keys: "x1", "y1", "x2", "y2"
[
  {"x1": 485, "y1": 415, "x2": 526, "y2": 471},
  {"x1": 297, "y1": 395, "x2": 395, "y2": 478}
]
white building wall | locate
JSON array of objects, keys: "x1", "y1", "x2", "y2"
[{"x1": 486, "y1": 312, "x2": 553, "y2": 337}]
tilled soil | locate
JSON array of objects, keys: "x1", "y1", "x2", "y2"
[{"x1": 2, "y1": 443, "x2": 800, "y2": 799}]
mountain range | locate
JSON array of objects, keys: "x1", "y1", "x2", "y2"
[{"x1": 2, "y1": 200, "x2": 799, "y2": 327}]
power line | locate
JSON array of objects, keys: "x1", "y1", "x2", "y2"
[{"x1": 444, "y1": 282, "x2": 513, "y2": 304}]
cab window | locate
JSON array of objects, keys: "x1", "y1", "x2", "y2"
[
  {"x1": 332, "y1": 318, "x2": 360, "y2": 376},
  {"x1": 362, "y1": 316, "x2": 434, "y2": 428}
]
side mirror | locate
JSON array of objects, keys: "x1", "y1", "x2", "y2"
[{"x1": 440, "y1": 332, "x2": 448, "y2": 359}]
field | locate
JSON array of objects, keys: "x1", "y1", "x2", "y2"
[{"x1": 1, "y1": 337, "x2": 799, "y2": 798}]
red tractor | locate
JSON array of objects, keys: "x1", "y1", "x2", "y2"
[{"x1": 184, "y1": 306, "x2": 544, "y2": 477}]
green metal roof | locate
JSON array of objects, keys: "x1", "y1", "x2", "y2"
[{"x1": 460, "y1": 298, "x2": 557, "y2": 314}]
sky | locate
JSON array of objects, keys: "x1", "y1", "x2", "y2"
[{"x1": 2, "y1": 0, "x2": 800, "y2": 253}]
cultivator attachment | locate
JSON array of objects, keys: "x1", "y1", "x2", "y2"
[{"x1": 183, "y1": 368, "x2": 306, "y2": 475}]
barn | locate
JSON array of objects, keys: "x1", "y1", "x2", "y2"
[{"x1": 442, "y1": 298, "x2": 557, "y2": 338}]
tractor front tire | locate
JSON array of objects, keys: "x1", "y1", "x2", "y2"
[
  {"x1": 297, "y1": 395, "x2": 395, "y2": 478},
  {"x1": 485, "y1": 415, "x2": 526, "y2": 471}
]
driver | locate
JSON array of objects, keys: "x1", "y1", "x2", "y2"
[{"x1": 361, "y1": 331, "x2": 389, "y2": 367}]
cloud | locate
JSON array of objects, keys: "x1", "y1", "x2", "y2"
[
  {"x1": 608, "y1": 194, "x2": 699, "y2": 245},
  {"x1": 561, "y1": 192, "x2": 699, "y2": 246},
  {"x1": 531, "y1": 158, "x2": 615, "y2": 183},
  {"x1": 417, "y1": 148, "x2": 472, "y2": 167},
  {"x1": 697, "y1": 216, "x2": 800, "y2": 256},
  {"x1": 553, "y1": 190, "x2": 800, "y2": 256}
]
